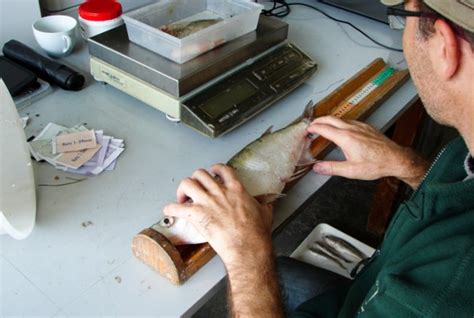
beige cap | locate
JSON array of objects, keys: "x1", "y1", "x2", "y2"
[
  {"x1": 381, "y1": 0, "x2": 403, "y2": 5},
  {"x1": 381, "y1": 0, "x2": 474, "y2": 32}
]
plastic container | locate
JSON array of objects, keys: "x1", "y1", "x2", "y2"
[
  {"x1": 123, "y1": 0, "x2": 263, "y2": 64},
  {"x1": 78, "y1": 0, "x2": 123, "y2": 39}
]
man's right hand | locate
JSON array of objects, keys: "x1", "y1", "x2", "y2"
[
  {"x1": 163, "y1": 164, "x2": 273, "y2": 268},
  {"x1": 307, "y1": 116, "x2": 429, "y2": 189}
]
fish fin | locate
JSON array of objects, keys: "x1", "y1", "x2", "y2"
[
  {"x1": 255, "y1": 193, "x2": 286, "y2": 204},
  {"x1": 283, "y1": 167, "x2": 310, "y2": 183},
  {"x1": 296, "y1": 159, "x2": 318, "y2": 168},
  {"x1": 289, "y1": 100, "x2": 315, "y2": 125},
  {"x1": 260, "y1": 126, "x2": 273, "y2": 138},
  {"x1": 298, "y1": 138, "x2": 316, "y2": 165}
]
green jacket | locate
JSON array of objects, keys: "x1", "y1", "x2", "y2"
[{"x1": 293, "y1": 137, "x2": 474, "y2": 317}]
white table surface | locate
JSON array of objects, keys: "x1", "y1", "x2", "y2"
[{"x1": 0, "y1": 2, "x2": 418, "y2": 317}]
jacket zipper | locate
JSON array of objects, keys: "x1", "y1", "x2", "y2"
[
  {"x1": 409, "y1": 145, "x2": 449, "y2": 200},
  {"x1": 381, "y1": 146, "x2": 448, "y2": 244},
  {"x1": 357, "y1": 145, "x2": 449, "y2": 315},
  {"x1": 358, "y1": 280, "x2": 380, "y2": 314}
]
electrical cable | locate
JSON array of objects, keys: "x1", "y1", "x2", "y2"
[
  {"x1": 260, "y1": 0, "x2": 403, "y2": 52},
  {"x1": 261, "y1": 0, "x2": 291, "y2": 17}
]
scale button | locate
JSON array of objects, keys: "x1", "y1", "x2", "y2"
[
  {"x1": 253, "y1": 59, "x2": 288, "y2": 80},
  {"x1": 271, "y1": 78, "x2": 292, "y2": 92},
  {"x1": 289, "y1": 73, "x2": 299, "y2": 80},
  {"x1": 270, "y1": 83, "x2": 281, "y2": 92},
  {"x1": 252, "y1": 70, "x2": 265, "y2": 80}
]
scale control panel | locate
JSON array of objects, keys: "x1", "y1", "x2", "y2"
[{"x1": 181, "y1": 43, "x2": 317, "y2": 138}]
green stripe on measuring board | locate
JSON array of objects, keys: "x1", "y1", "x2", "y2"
[{"x1": 347, "y1": 67, "x2": 396, "y2": 106}]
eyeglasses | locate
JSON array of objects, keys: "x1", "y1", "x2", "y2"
[
  {"x1": 387, "y1": 6, "x2": 468, "y2": 42},
  {"x1": 387, "y1": 7, "x2": 424, "y2": 30}
]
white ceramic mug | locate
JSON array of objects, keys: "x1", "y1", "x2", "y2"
[{"x1": 32, "y1": 15, "x2": 78, "y2": 57}]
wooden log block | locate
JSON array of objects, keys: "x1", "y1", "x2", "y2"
[{"x1": 132, "y1": 228, "x2": 216, "y2": 285}]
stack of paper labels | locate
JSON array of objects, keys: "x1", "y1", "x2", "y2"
[{"x1": 28, "y1": 123, "x2": 124, "y2": 175}]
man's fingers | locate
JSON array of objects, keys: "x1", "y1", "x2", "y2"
[
  {"x1": 210, "y1": 164, "x2": 241, "y2": 188},
  {"x1": 164, "y1": 202, "x2": 208, "y2": 224},
  {"x1": 163, "y1": 202, "x2": 212, "y2": 231},
  {"x1": 163, "y1": 202, "x2": 193, "y2": 219},
  {"x1": 176, "y1": 177, "x2": 207, "y2": 204},
  {"x1": 310, "y1": 116, "x2": 352, "y2": 129},
  {"x1": 313, "y1": 160, "x2": 362, "y2": 179},
  {"x1": 347, "y1": 119, "x2": 368, "y2": 128},
  {"x1": 192, "y1": 169, "x2": 222, "y2": 194},
  {"x1": 307, "y1": 123, "x2": 347, "y2": 149}
]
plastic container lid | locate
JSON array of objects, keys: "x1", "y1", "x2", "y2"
[{"x1": 79, "y1": 0, "x2": 122, "y2": 22}]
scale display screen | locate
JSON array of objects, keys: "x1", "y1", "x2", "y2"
[
  {"x1": 181, "y1": 44, "x2": 318, "y2": 138},
  {"x1": 201, "y1": 80, "x2": 258, "y2": 119}
]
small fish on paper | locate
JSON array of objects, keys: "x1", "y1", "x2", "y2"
[{"x1": 53, "y1": 130, "x2": 97, "y2": 154}]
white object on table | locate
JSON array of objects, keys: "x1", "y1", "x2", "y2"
[
  {"x1": 0, "y1": 79, "x2": 36, "y2": 240},
  {"x1": 32, "y1": 15, "x2": 79, "y2": 57},
  {"x1": 291, "y1": 223, "x2": 375, "y2": 279}
]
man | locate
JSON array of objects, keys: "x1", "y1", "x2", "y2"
[{"x1": 164, "y1": 0, "x2": 474, "y2": 316}]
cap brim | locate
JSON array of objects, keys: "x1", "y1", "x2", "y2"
[{"x1": 380, "y1": 0, "x2": 404, "y2": 5}]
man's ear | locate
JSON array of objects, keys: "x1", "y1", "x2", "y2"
[{"x1": 429, "y1": 19, "x2": 460, "y2": 80}]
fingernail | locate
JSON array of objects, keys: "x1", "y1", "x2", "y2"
[{"x1": 313, "y1": 163, "x2": 328, "y2": 174}]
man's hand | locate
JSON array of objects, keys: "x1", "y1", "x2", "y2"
[
  {"x1": 308, "y1": 116, "x2": 429, "y2": 189},
  {"x1": 163, "y1": 164, "x2": 284, "y2": 317},
  {"x1": 163, "y1": 164, "x2": 273, "y2": 267}
]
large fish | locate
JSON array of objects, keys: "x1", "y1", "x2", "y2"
[{"x1": 154, "y1": 101, "x2": 316, "y2": 245}]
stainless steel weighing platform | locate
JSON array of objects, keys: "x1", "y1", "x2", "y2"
[{"x1": 88, "y1": 16, "x2": 318, "y2": 137}]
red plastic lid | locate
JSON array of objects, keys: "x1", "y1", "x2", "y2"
[{"x1": 79, "y1": 0, "x2": 122, "y2": 21}]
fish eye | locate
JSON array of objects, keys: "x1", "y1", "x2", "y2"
[{"x1": 160, "y1": 217, "x2": 174, "y2": 228}]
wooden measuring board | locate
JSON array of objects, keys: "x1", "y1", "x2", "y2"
[
  {"x1": 310, "y1": 58, "x2": 409, "y2": 157},
  {"x1": 132, "y1": 58, "x2": 409, "y2": 285}
]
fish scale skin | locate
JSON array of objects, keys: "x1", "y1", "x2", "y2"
[{"x1": 228, "y1": 121, "x2": 311, "y2": 197}]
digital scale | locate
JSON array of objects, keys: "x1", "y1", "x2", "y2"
[{"x1": 88, "y1": 16, "x2": 318, "y2": 137}]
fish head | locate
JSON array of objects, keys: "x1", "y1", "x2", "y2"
[{"x1": 152, "y1": 216, "x2": 206, "y2": 246}]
